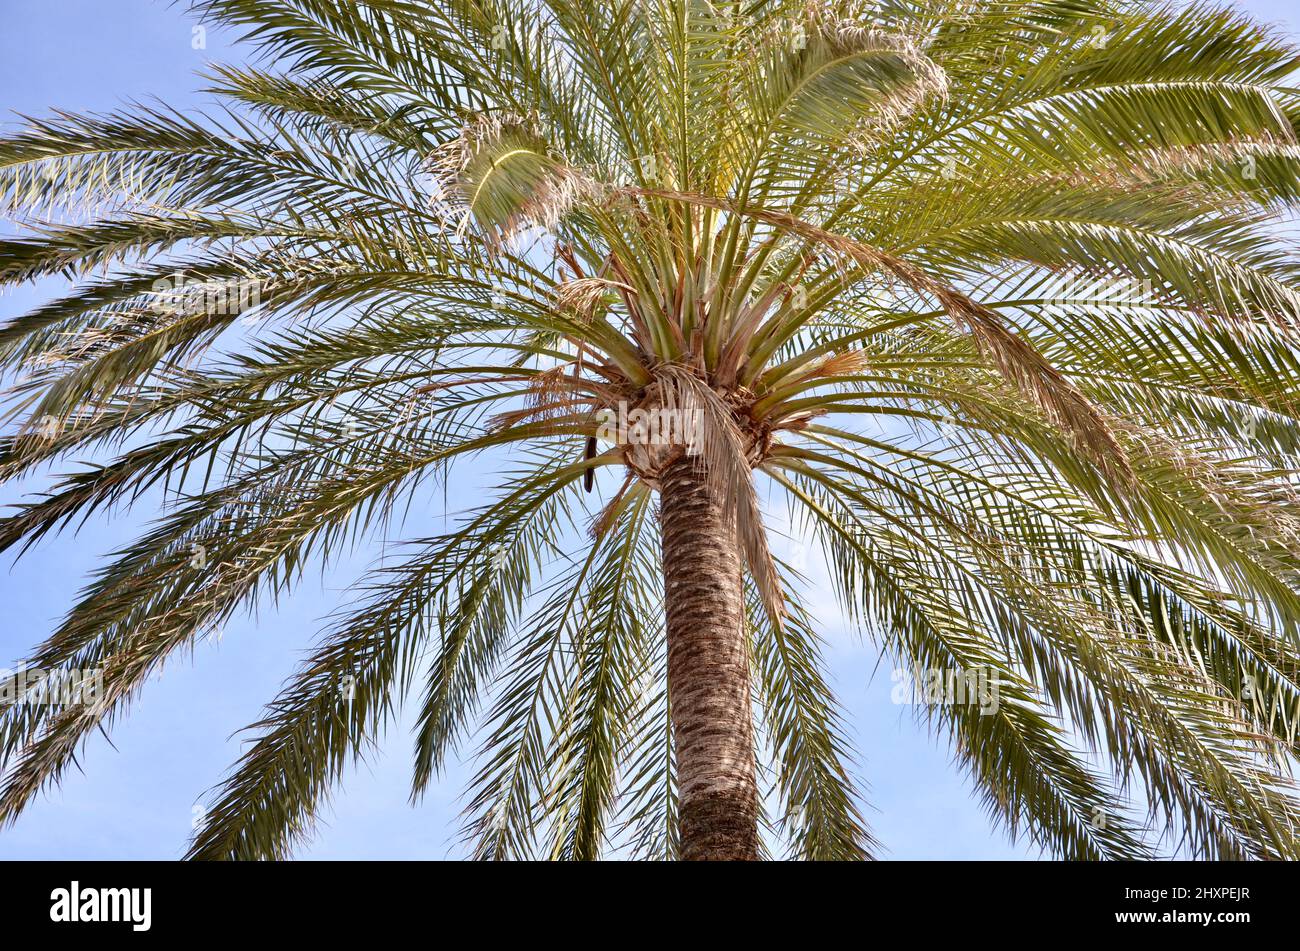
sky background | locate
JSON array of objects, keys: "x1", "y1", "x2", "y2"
[{"x1": 1, "y1": 0, "x2": 1297, "y2": 861}]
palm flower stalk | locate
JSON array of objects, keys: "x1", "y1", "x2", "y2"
[{"x1": 4, "y1": 0, "x2": 1300, "y2": 860}]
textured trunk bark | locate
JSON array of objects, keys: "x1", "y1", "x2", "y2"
[{"x1": 658, "y1": 454, "x2": 760, "y2": 861}]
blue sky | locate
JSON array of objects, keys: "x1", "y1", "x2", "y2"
[{"x1": 1, "y1": 0, "x2": 1297, "y2": 861}]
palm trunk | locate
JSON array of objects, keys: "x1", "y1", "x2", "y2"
[{"x1": 658, "y1": 453, "x2": 760, "y2": 860}]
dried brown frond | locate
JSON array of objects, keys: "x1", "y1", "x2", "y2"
[
  {"x1": 657, "y1": 364, "x2": 785, "y2": 624},
  {"x1": 1061, "y1": 136, "x2": 1300, "y2": 193},
  {"x1": 803, "y1": 347, "x2": 873, "y2": 382},
  {"x1": 488, "y1": 398, "x2": 593, "y2": 435},
  {"x1": 821, "y1": 22, "x2": 949, "y2": 145},
  {"x1": 425, "y1": 113, "x2": 606, "y2": 243},
  {"x1": 415, "y1": 372, "x2": 534, "y2": 395},
  {"x1": 552, "y1": 277, "x2": 630, "y2": 322},
  {"x1": 937, "y1": 286, "x2": 1131, "y2": 483},
  {"x1": 508, "y1": 165, "x2": 605, "y2": 238},
  {"x1": 1115, "y1": 415, "x2": 1300, "y2": 550},
  {"x1": 745, "y1": 15, "x2": 949, "y2": 144},
  {"x1": 526, "y1": 364, "x2": 573, "y2": 412},
  {"x1": 590, "y1": 473, "x2": 637, "y2": 540}
]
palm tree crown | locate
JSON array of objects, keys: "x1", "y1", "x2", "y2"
[{"x1": 4, "y1": 0, "x2": 1300, "y2": 859}]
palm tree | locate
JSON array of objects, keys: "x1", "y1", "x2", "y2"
[{"x1": 3, "y1": 0, "x2": 1300, "y2": 861}]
